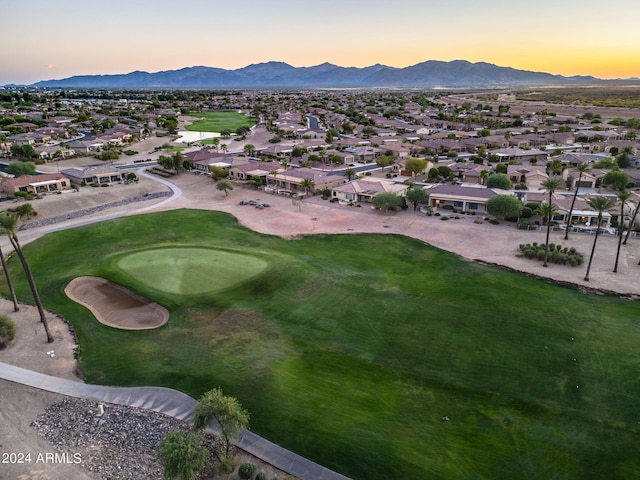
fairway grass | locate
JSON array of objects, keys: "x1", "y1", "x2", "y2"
[
  {"x1": 3, "y1": 209, "x2": 640, "y2": 480},
  {"x1": 117, "y1": 247, "x2": 268, "y2": 295},
  {"x1": 185, "y1": 110, "x2": 254, "y2": 133}
]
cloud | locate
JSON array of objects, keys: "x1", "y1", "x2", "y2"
[{"x1": 46, "y1": 63, "x2": 55, "y2": 69}]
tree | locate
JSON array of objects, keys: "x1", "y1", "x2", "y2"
[
  {"x1": 216, "y1": 179, "x2": 234, "y2": 196},
  {"x1": 486, "y1": 173, "x2": 512, "y2": 190},
  {"x1": 15, "y1": 203, "x2": 36, "y2": 219},
  {"x1": 0, "y1": 244, "x2": 19, "y2": 312},
  {"x1": 0, "y1": 213, "x2": 53, "y2": 342},
  {"x1": 344, "y1": 167, "x2": 356, "y2": 181},
  {"x1": 10, "y1": 145, "x2": 37, "y2": 160},
  {"x1": 375, "y1": 155, "x2": 392, "y2": 172},
  {"x1": 243, "y1": 144, "x2": 255, "y2": 157},
  {"x1": 546, "y1": 158, "x2": 563, "y2": 175},
  {"x1": 480, "y1": 169, "x2": 489, "y2": 185},
  {"x1": 583, "y1": 196, "x2": 617, "y2": 281},
  {"x1": 613, "y1": 190, "x2": 630, "y2": 273},
  {"x1": 564, "y1": 163, "x2": 590, "y2": 240},
  {"x1": 5, "y1": 161, "x2": 36, "y2": 176},
  {"x1": 406, "y1": 187, "x2": 427, "y2": 211},
  {"x1": 300, "y1": 177, "x2": 315, "y2": 195},
  {"x1": 427, "y1": 167, "x2": 439, "y2": 182},
  {"x1": 603, "y1": 170, "x2": 629, "y2": 191},
  {"x1": 404, "y1": 158, "x2": 428, "y2": 178},
  {"x1": 486, "y1": 194, "x2": 523, "y2": 219},
  {"x1": 209, "y1": 166, "x2": 229, "y2": 181},
  {"x1": 159, "y1": 430, "x2": 208, "y2": 480},
  {"x1": 373, "y1": 192, "x2": 403, "y2": 213},
  {"x1": 193, "y1": 388, "x2": 249, "y2": 458},
  {"x1": 494, "y1": 163, "x2": 508, "y2": 174},
  {"x1": 539, "y1": 179, "x2": 564, "y2": 267}
]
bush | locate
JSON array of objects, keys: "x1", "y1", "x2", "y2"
[
  {"x1": 256, "y1": 472, "x2": 267, "y2": 480},
  {"x1": 101, "y1": 183, "x2": 110, "y2": 187},
  {"x1": 239, "y1": 463, "x2": 257, "y2": 480},
  {"x1": 14, "y1": 191, "x2": 29, "y2": 198},
  {"x1": 217, "y1": 455, "x2": 235, "y2": 474},
  {"x1": 0, "y1": 315, "x2": 16, "y2": 343}
]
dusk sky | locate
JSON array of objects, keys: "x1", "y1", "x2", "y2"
[{"x1": 3, "y1": 0, "x2": 639, "y2": 85}]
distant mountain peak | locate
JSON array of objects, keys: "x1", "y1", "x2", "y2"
[{"x1": 27, "y1": 60, "x2": 616, "y2": 89}]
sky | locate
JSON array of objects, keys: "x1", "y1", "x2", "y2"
[{"x1": 2, "y1": 0, "x2": 640, "y2": 85}]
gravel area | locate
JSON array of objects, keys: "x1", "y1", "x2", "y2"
[{"x1": 31, "y1": 398, "x2": 190, "y2": 480}]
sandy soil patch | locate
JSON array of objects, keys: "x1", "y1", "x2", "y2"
[{"x1": 65, "y1": 276, "x2": 169, "y2": 330}]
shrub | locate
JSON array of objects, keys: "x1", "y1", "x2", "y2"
[
  {"x1": 14, "y1": 191, "x2": 29, "y2": 198},
  {"x1": 101, "y1": 183, "x2": 110, "y2": 187},
  {"x1": 217, "y1": 455, "x2": 235, "y2": 474},
  {"x1": 0, "y1": 315, "x2": 16, "y2": 343},
  {"x1": 239, "y1": 463, "x2": 257, "y2": 480},
  {"x1": 489, "y1": 219, "x2": 500, "y2": 225},
  {"x1": 255, "y1": 472, "x2": 267, "y2": 480}
]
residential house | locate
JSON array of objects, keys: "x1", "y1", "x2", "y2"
[
  {"x1": 428, "y1": 184, "x2": 505, "y2": 214},
  {"x1": 266, "y1": 167, "x2": 344, "y2": 195},
  {"x1": 493, "y1": 147, "x2": 548, "y2": 163},
  {"x1": 507, "y1": 165, "x2": 549, "y2": 190},
  {"x1": 344, "y1": 146, "x2": 382, "y2": 162},
  {"x1": 0, "y1": 173, "x2": 71, "y2": 195},
  {"x1": 229, "y1": 161, "x2": 285, "y2": 182},
  {"x1": 331, "y1": 177, "x2": 408, "y2": 204},
  {"x1": 60, "y1": 166, "x2": 126, "y2": 185}
]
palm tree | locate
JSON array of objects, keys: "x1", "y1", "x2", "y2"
[
  {"x1": 0, "y1": 213, "x2": 53, "y2": 342},
  {"x1": 300, "y1": 177, "x2": 315, "y2": 196},
  {"x1": 564, "y1": 163, "x2": 590, "y2": 240},
  {"x1": 220, "y1": 143, "x2": 228, "y2": 154},
  {"x1": 345, "y1": 167, "x2": 356, "y2": 181},
  {"x1": 243, "y1": 144, "x2": 255, "y2": 157},
  {"x1": 480, "y1": 169, "x2": 489, "y2": 185},
  {"x1": 539, "y1": 179, "x2": 564, "y2": 267},
  {"x1": 613, "y1": 190, "x2": 630, "y2": 273},
  {"x1": 583, "y1": 196, "x2": 617, "y2": 281},
  {"x1": 0, "y1": 244, "x2": 19, "y2": 312}
]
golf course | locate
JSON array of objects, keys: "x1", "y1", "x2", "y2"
[
  {"x1": 3, "y1": 209, "x2": 640, "y2": 479},
  {"x1": 185, "y1": 110, "x2": 255, "y2": 133}
]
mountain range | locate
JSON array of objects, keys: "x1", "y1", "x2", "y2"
[{"x1": 30, "y1": 60, "x2": 608, "y2": 89}]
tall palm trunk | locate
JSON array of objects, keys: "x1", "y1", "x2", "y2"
[
  {"x1": 0, "y1": 245, "x2": 19, "y2": 312},
  {"x1": 543, "y1": 190, "x2": 553, "y2": 267},
  {"x1": 8, "y1": 234, "x2": 53, "y2": 342},
  {"x1": 564, "y1": 170, "x2": 583, "y2": 240},
  {"x1": 584, "y1": 217, "x2": 603, "y2": 282},
  {"x1": 613, "y1": 203, "x2": 626, "y2": 273},
  {"x1": 623, "y1": 201, "x2": 639, "y2": 245}
]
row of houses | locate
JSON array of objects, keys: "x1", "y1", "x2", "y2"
[{"x1": 0, "y1": 165, "x2": 127, "y2": 196}]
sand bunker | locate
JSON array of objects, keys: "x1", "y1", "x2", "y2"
[{"x1": 65, "y1": 276, "x2": 169, "y2": 330}]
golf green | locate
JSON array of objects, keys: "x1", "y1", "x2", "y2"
[{"x1": 117, "y1": 247, "x2": 268, "y2": 295}]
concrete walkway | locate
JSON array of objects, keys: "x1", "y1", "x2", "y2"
[{"x1": 0, "y1": 362, "x2": 351, "y2": 480}]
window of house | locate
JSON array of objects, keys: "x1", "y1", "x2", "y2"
[
  {"x1": 468, "y1": 203, "x2": 479, "y2": 210},
  {"x1": 453, "y1": 201, "x2": 463, "y2": 207}
]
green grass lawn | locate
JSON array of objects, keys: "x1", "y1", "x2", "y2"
[
  {"x1": 184, "y1": 110, "x2": 254, "y2": 133},
  {"x1": 117, "y1": 247, "x2": 268, "y2": 295},
  {"x1": 3, "y1": 209, "x2": 640, "y2": 480}
]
